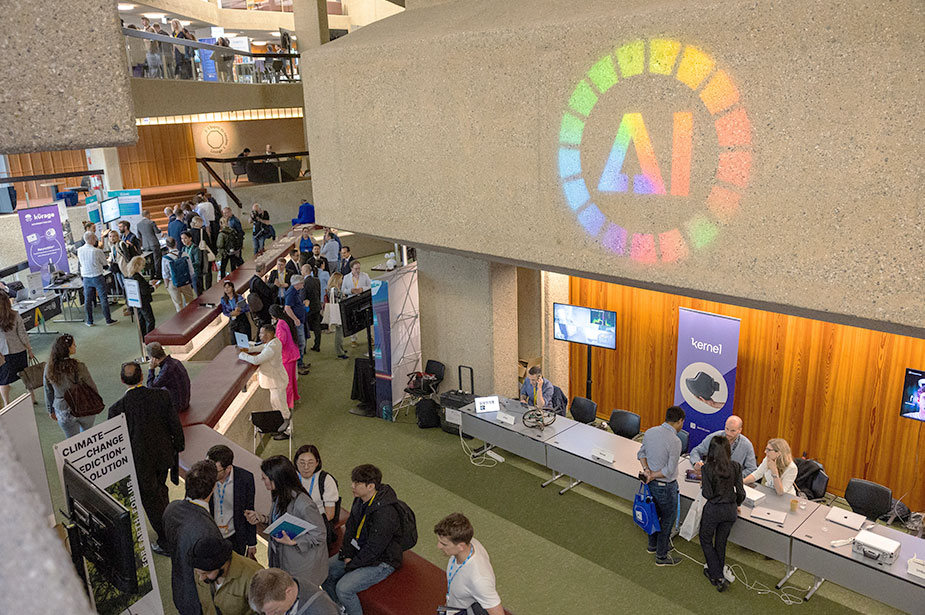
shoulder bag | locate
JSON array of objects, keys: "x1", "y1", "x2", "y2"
[
  {"x1": 632, "y1": 481, "x2": 661, "y2": 535},
  {"x1": 18, "y1": 356, "x2": 45, "y2": 391},
  {"x1": 64, "y1": 371, "x2": 105, "y2": 418}
]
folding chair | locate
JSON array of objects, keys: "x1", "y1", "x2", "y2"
[{"x1": 251, "y1": 410, "x2": 292, "y2": 457}]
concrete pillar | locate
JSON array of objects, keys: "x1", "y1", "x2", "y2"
[
  {"x1": 293, "y1": 0, "x2": 330, "y2": 50},
  {"x1": 418, "y1": 249, "x2": 518, "y2": 398},
  {"x1": 85, "y1": 148, "x2": 123, "y2": 192},
  {"x1": 516, "y1": 266, "x2": 542, "y2": 363},
  {"x1": 542, "y1": 271, "x2": 570, "y2": 396}
]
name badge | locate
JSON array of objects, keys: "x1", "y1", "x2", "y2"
[
  {"x1": 445, "y1": 408, "x2": 462, "y2": 425},
  {"x1": 350, "y1": 538, "x2": 360, "y2": 550},
  {"x1": 496, "y1": 411, "x2": 516, "y2": 426},
  {"x1": 591, "y1": 447, "x2": 615, "y2": 464}
]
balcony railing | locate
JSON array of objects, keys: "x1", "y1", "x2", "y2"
[
  {"x1": 197, "y1": 151, "x2": 310, "y2": 209},
  {"x1": 219, "y1": 0, "x2": 294, "y2": 12},
  {"x1": 124, "y1": 28, "x2": 300, "y2": 84}
]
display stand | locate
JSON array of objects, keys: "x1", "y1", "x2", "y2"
[{"x1": 121, "y1": 278, "x2": 147, "y2": 362}]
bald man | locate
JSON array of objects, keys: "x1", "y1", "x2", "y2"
[{"x1": 689, "y1": 415, "x2": 757, "y2": 478}]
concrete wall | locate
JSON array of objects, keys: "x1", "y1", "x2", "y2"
[
  {"x1": 301, "y1": 0, "x2": 925, "y2": 339},
  {"x1": 132, "y1": 80, "x2": 304, "y2": 118}
]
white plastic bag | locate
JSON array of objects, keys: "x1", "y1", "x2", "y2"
[{"x1": 680, "y1": 491, "x2": 706, "y2": 541}]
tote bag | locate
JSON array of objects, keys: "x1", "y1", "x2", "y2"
[
  {"x1": 680, "y1": 491, "x2": 706, "y2": 541},
  {"x1": 18, "y1": 356, "x2": 45, "y2": 391},
  {"x1": 322, "y1": 302, "x2": 342, "y2": 326},
  {"x1": 633, "y1": 482, "x2": 661, "y2": 535}
]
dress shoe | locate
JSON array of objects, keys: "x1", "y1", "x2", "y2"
[{"x1": 151, "y1": 543, "x2": 170, "y2": 556}]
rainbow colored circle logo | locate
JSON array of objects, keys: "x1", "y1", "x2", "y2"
[{"x1": 558, "y1": 39, "x2": 752, "y2": 263}]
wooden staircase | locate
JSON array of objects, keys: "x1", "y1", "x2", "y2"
[{"x1": 141, "y1": 186, "x2": 202, "y2": 228}]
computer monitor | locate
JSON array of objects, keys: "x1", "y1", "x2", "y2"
[
  {"x1": 553, "y1": 302, "x2": 617, "y2": 350},
  {"x1": 900, "y1": 367, "x2": 925, "y2": 422},
  {"x1": 100, "y1": 196, "x2": 121, "y2": 224},
  {"x1": 340, "y1": 289, "x2": 373, "y2": 337}
]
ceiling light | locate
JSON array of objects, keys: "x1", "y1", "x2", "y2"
[
  {"x1": 271, "y1": 32, "x2": 280, "y2": 36},
  {"x1": 291, "y1": 35, "x2": 297, "y2": 40},
  {"x1": 117, "y1": 3, "x2": 136, "y2": 10},
  {"x1": 180, "y1": 20, "x2": 192, "y2": 26},
  {"x1": 224, "y1": 32, "x2": 238, "y2": 37},
  {"x1": 251, "y1": 40, "x2": 267, "y2": 45},
  {"x1": 141, "y1": 12, "x2": 165, "y2": 19}
]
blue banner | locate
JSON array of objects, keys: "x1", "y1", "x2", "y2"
[
  {"x1": 371, "y1": 280, "x2": 393, "y2": 420},
  {"x1": 199, "y1": 38, "x2": 218, "y2": 82},
  {"x1": 19, "y1": 204, "x2": 69, "y2": 283},
  {"x1": 673, "y1": 308, "x2": 740, "y2": 450}
]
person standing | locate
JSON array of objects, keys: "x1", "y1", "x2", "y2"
[
  {"x1": 320, "y1": 231, "x2": 340, "y2": 274},
  {"x1": 137, "y1": 210, "x2": 164, "y2": 279},
  {"x1": 192, "y1": 537, "x2": 263, "y2": 615},
  {"x1": 77, "y1": 231, "x2": 118, "y2": 326},
  {"x1": 327, "y1": 273, "x2": 347, "y2": 360},
  {"x1": 190, "y1": 216, "x2": 215, "y2": 291},
  {"x1": 434, "y1": 513, "x2": 504, "y2": 615},
  {"x1": 246, "y1": 456, "x2": 329, "y2": 592},
  {"x1": 107, "y1": 362, "x2": 184, "y2": 556},
  {"x1": 162, "y1": 236, "x2": 197, "y2": 311},
  {"x1": 284, "y1": 275, "x2": 309, "y2": 376},
  {"x1": 126, "y1": 256, "x2": 156, "y2": 336},
  {"x1": 239, "y1": 324, "x2": 292, "y2": 438},
  {"x1": 181, "y1": 231, "x2": 203, "y2": 296},
  {"x1": 251, "y1": 203, "x2": 274, "y2": 255},
  {"x1": 217, "y1": 217, "x2": 242, "y2": 278},
  {"x1": 340, "y1": 261, "x2": 371, "y2": 348},
  {"x1": 248, "y1": 263, "x2": 276, "y2": 328},
  {"x1": 699, "y1": 435, "x2": 746, "y2": 592},
  {"x1": 249, "y1": 568, "x2": 340, "y2": 615},
  {"x1": 164, "y1": 460, "x2": 223, "y2": 615},
  {"x1": 146, "y1": 341, "x2": 191, "y2": 412},
  {"x1": 269, "y1": 305, "x2": 300, "y2": 412},
  {"x1": 267, "y1": 257, "x2": 291, "y2": 304},
  {"x1": 43, "y1": 334, "x2": 99, "y2": 437},
  {"x1": 301, "y1": 264, "x2": 323, "y2": 353},
  {"x1": 0, "y1": 293, "x2": 36, "y2": 405},
  {"x1": 195, "y1": 197, "x2": 216, "y2": 245},
  {"x1": 168, "y1": 206, "x2": 189, "y2": 247},
  {"x1": 118, "y1": 220, "x2": 142, "y2": 251},
  {"x1": 206, "y1": 445, "x2": 257, "y2": 558},
  {"x1": 293, "y1": 445, "x2": 340, "y2": 526},
  {"x1": 637, "y1": 405, "x2": 685, "y2": 566},
  {"x1": 336, "y1": 246, "x2": 356, "y2": 276},
  {"x1": 689, "y1": 415, "x2": 758, "y2": 478}
]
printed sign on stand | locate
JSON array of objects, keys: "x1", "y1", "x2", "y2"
[
  {"x1": 371, "y1": 279, "x2": 392, "y2": 420},
  {"x1": 19, "y1": 203, "x2": 69, "y2": 284}
]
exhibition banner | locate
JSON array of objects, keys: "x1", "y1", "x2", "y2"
[
  {"x1": 19, "y1": 203, "x2": 69, "y2": 283},
  {"x1": 53, "y1": 415, "x2": 163, "y2": 615},
  {"x1": 673, "y1": 308, "x2": 741, "y2": 450},
  {"x1": 371, "y1": 279, "x2": 393, "y2": 420},
  {"x1": 199, "y1": 38, "x2": 218, "y2": 81}
]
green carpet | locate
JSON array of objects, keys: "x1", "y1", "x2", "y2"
[{"x1": 18, "y1": 227, "x2": 902, "y2": 615}]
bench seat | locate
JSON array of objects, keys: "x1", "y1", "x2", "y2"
[{"x1": 179, "y1": 345, "x2": 256, "y2": 428}]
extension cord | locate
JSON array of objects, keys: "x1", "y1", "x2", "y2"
[{"x1": 485, "y1": 450, "x2": 505, "y2": 463}]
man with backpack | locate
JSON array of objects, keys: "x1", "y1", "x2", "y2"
[
  {"x1": 323, "y1": 464, "x2": 414, "y2": 615},
  {"x1": 161, "y1": 236, "x2": 196, "y2": 311}
]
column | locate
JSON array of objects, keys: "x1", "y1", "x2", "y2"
[{"x1": 85, "y1": 148, "x2": 124, "y2": 192}]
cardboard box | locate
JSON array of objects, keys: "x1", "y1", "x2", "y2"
[{"x1": 518, "y1": 356, "x2": 543, "y2": 381}]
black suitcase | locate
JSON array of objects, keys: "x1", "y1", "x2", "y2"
[{"x1": 440, "y1": 365, "x2": 475, "y2": 438}]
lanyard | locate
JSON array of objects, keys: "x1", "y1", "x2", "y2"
[
  {"x1": 355, "y1": 491, "x2": 377, "y2": 539},
  {"x1": 447, "y1": 546, "x2": 475, "y2": 598},
  {"x1": 533, "y1": 385, "x2": 538, "y2": 405},
  {"x1": 308, "y1": 473, "x2": 317, "y2": 496},
  {"x1": 217, "y1": 478, "x2": 229, "y2": 516},
  {"x1": 353, "y1": 274, "x2": 359, "y2": 288}
]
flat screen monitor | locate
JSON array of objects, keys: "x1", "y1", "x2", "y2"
[
  {"x1": 553, "y1": 302, "x2": 617, "y2": 350},
  {"x1": 100, "y1": 196, "x2": 121, "y2": 224},
  {"x1": 900, "y1": 367, "x2": 925, "y2": 422},
  {"x1": 63, "y1": 461, "x2": 138, "y2": 594},
  {"x1": 340, "y1": 289, "x2": 373, "y2": 337}
]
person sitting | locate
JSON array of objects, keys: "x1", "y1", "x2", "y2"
[
  {"x1": 434, "y1": 513, "x2": 504, "y2": 615},
  {"x1": 145, "y1": 341, "x2": 191, "y2": 412},
  {"x1": 699, "y1": 435, "x2": 746, "y2": 592},
  {"x1": 323, "y1": 464, "x2": 403, "y2": 615},
  {"x1": 249, "y1": 567, "x2": 340, "y2": 615},
  {"x1": 220, "y1": 281, "x2": 252, "y2": 341},
  {"x1": 744, "y1": 438, "x2": 798, "y2": 496},
  {"x1": 193, "y1": 536, "x2": 264, "y2": 615},
  {"x1": 689, "y1": 415, "x2": 758, "y2": 478},
  {"x1": 239, "y1": 324, "x2": 292, "y2": 439},
  {"x1": 519, "y1": 366, "x2": 553, "y2": 408}
]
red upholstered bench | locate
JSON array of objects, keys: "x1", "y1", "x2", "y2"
[
  {"x1": 179, "y1": 345, "x2": 257, "y2": 428},
  {"x1": 328, "y1": 507, "x2": 350, "y2": 557},
  {"x1": 144, "y1": 299, "x2": 220, "y2": 346}
]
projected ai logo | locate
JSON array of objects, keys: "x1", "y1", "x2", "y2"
[{"x1": 558, "y1": 39, "x2": 752, "y2": 263}]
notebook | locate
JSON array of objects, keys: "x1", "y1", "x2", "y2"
[
  {"x1": 825, "y1": 507, "x2": 866, "y2": 530},
  {"x1": 751, "y1": 506, "x2": 787, "y2": 526}
]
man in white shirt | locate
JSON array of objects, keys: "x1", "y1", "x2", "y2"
[
  {"x1": 434, "y1": 513, "x2": 504, "y2": 615},
  {"x1": 161, "y1": 236, "x2": 197, "y2": 311},
  {"x1": 239, "y1": 324, "x2": 292, "y2": 438},
  {"x1": 76, "y1": 231, "x2": 118, "y2": 326},
  {"x1": 340, "y1": 260, "x2": 371, "y2": 349}
]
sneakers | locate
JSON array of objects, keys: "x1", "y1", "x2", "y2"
[
  {"x1": 105, "y1": 319, "x2": 119, "y2": 326},
  {"x1": 646, "y1": 545, "x2": 657, "y2": 554},
  {"x1": 647, "y1": 538, "x2": 673, "y2": 554},
  {"x1": 85, "y1": 322, "x2": 94, "y2": 327},
  {"x1": 337, "y1": 354, "x2": 349, "y2": 360},
  {"x1": 655, "y1": 554, "x2": 681, "y2": 567},
  {"x1": 298, "y1": 366, "x2": 310, "y2": 375}
]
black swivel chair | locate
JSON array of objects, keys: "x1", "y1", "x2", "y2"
[
  {"x1": 810, "y1": 470, "x2": 831, "y2": 503},
  {"x1": 677, "y1": 429, "x2": 690, "y2": 455},
  {"x1": 569, "y1": 396, "x2": 598, "y2": 424},
  {"x1": 608, "y1": 410, "x2": 640, "y2": 439},
  {"x1": 844, "y1": 478, "x2": 892, "y2": 520}
]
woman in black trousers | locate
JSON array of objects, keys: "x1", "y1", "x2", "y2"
[
  {"x1": 699, "y1": 434, "x2": 746, "y2": 592},
  {"x1": 127, "y1": 256, "x2": 156, "y2": 336}
]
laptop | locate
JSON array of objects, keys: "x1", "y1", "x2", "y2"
[
  {"x1": 825, "y1": 507, "x2": 866, "y2": 530},
  {"x1": 751, "y1": 506, "x2": 787, "y2": 526},
  {"x1": 234, "y1": 331, "x2": 250, "y2": 349}
]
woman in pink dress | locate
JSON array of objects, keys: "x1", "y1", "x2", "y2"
[{"x1": 270, "y1": 304, "x2": 300, "y2": 407}]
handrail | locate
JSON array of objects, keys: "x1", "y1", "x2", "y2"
[
  {"x1": 195, "y1": 151, "x2": 309, "y2": 210},
  {"x1": 197, "y1": 151, "x2": 310, "y2": 163},
  {"x1": 123, "y1": 28, "x2": 300, "y2": 60},
  {"x1": 0, "y1": 169, "x2": 105, "y2": 183},
  {"x1": 198, "y1": 159, "x2": 243, "y2": 211}
]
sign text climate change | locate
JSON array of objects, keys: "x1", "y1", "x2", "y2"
[{"x1": 59, "y1": 429, "x2": 129, "y2": 481}]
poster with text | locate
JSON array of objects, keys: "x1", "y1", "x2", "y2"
[
  {"x1": 53, "y1": 415, "x2": 163, "y2": 615},
  {"x1": 199, "y1": 38, "x2": 218, "y2": 81},
  {"x1": 674, "y1": 308, "x2": 740, "y2": 450},
  {"x1": 19, "y1": 203, "x2": 69, "y2": 284},
  {"x1": 371, "y1": 279, "x2": 393, "y2": 420}
]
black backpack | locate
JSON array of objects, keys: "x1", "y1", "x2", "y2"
[
  {"x1": 393, "y1": 499, "x2": 418, "y2": 551},
  {"x1": 415, "y1": 398, "x2": 441, "y2": 429},
  {"x1": 318, "y1": 470, "x2": 342, "y2": 546}
]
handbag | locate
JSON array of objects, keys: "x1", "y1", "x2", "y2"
[
  {"x1": 200, "y1": 238, "x2": 216, "y2": 262},
  {"x1": 321, "y1": 302, "x2": 342, "y2": 326},
  {"x1": 18, "y1": 356, "x2": 45, "y2": 391},
  {"x1": 64, "y1": 373, "x2": 105, "y2": 418},
  {"x1": 633, "y1": 481, "x2": 661, "y2": 535},
  {"x1": 679, "y1": 491, "x2": 706, "y2": 541}
]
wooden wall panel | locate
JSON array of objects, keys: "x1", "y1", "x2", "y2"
[
  {"x1": 568, "y1": 277, "x2": 925, "y2": 509},
  {"x1": 6, "y1": 149, "x2": 88, "y2": 200},
  {"x1": 117, "y1": 124, "x2": 198, "y2": 189}
]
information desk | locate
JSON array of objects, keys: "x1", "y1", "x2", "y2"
[
  {"x1": 790, "y1": 505, "x2": 925, "y2": 612},
  {"x1": 459, "y1": 397, "x2": 576, "y2": 466},
  {"x1": 14, "y1": 294, "x2": 61, "y2": 333}
]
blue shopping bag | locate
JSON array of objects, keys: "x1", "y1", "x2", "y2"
[{"x1": 633, "y1": 481, "x2": 661, "y2": 535}]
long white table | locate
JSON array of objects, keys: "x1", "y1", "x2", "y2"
[{"x1": 458, "y1": 396, "x2": 925, "y2": 612}]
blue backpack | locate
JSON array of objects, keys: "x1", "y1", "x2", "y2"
[{"x1": 166, "y1": 253, "x2": 192, "y2": 288}]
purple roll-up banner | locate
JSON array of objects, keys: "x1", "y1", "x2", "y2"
[
  {"x1": 19, "y1": 204, "x2": 69, "y2": 284},
  {"x1": 673, "y1": 307, "x2": 740, "y2": 450}
]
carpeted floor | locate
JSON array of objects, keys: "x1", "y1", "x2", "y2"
[{"x1": 19, "y1": 226, "x2": 902, "y2": 615}]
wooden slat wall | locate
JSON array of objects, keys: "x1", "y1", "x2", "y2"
[
  {"x1": 117, "y1": 124, "x2": 198, "y2": 189},
  {"x1": 568, "y1": 277, "x2": 925, "y2": 509},
  {"x1": 5, "y1": 149, "x2": 88, "y2": 200}
]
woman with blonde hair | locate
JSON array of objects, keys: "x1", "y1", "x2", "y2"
[
  {"x1": 744, "y1": 438, "x2": 798, "y2": 496},
  {"x1": 126, "y1": 256, "x2": 156, "y2": 335}
]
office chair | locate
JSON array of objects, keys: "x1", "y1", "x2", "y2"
[
  {"x1": 810, "y1": 470, "x2": 830, "y2": 504},
  {"x1": 608, "y1": 409, "x2": 640, "y2": 439},
  {"x1": 252, "y1": 410, "x2": 292, "y2": 457},
  {"x1": 677, "y1": 429, "x2": 690, "y2": 455},
  {"x1": 569, "y1": 396, "x2": 598, "y2": 424},
  {"x1": 844, "y1": 478, "x2": 892, "y2": 520},
  {"x1": 794, "y1": 458, "x2": 829, "y2": 502}
]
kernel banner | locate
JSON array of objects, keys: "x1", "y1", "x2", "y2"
[{"x1": 673, "y1": 307, "x2": 740, "y2": 450}]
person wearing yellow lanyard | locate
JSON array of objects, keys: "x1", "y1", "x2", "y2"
[
  {"x1": 434, "y1": 513, "x2": 504, "y2": 615},
  {"x1": 323, "y1": 464, "x2": 403, "y2": 615},
  {"x1": 519, "y1": 366, "x2": 553, "y2": 409}
]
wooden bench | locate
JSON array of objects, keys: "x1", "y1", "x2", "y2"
[{"x1": 179, "y1": 345, "x2": 256, "y2": 428}]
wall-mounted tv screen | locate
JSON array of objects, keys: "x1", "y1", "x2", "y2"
[
  {"x1": 553, "y1": 302, "x2": 617, "y2": 350},
  {"x1": 100, "y1": 197, "x2": 121, "y2": 224},
  {"x1": 901, "y1": 368, "x2": 925, "y2": 421}
]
